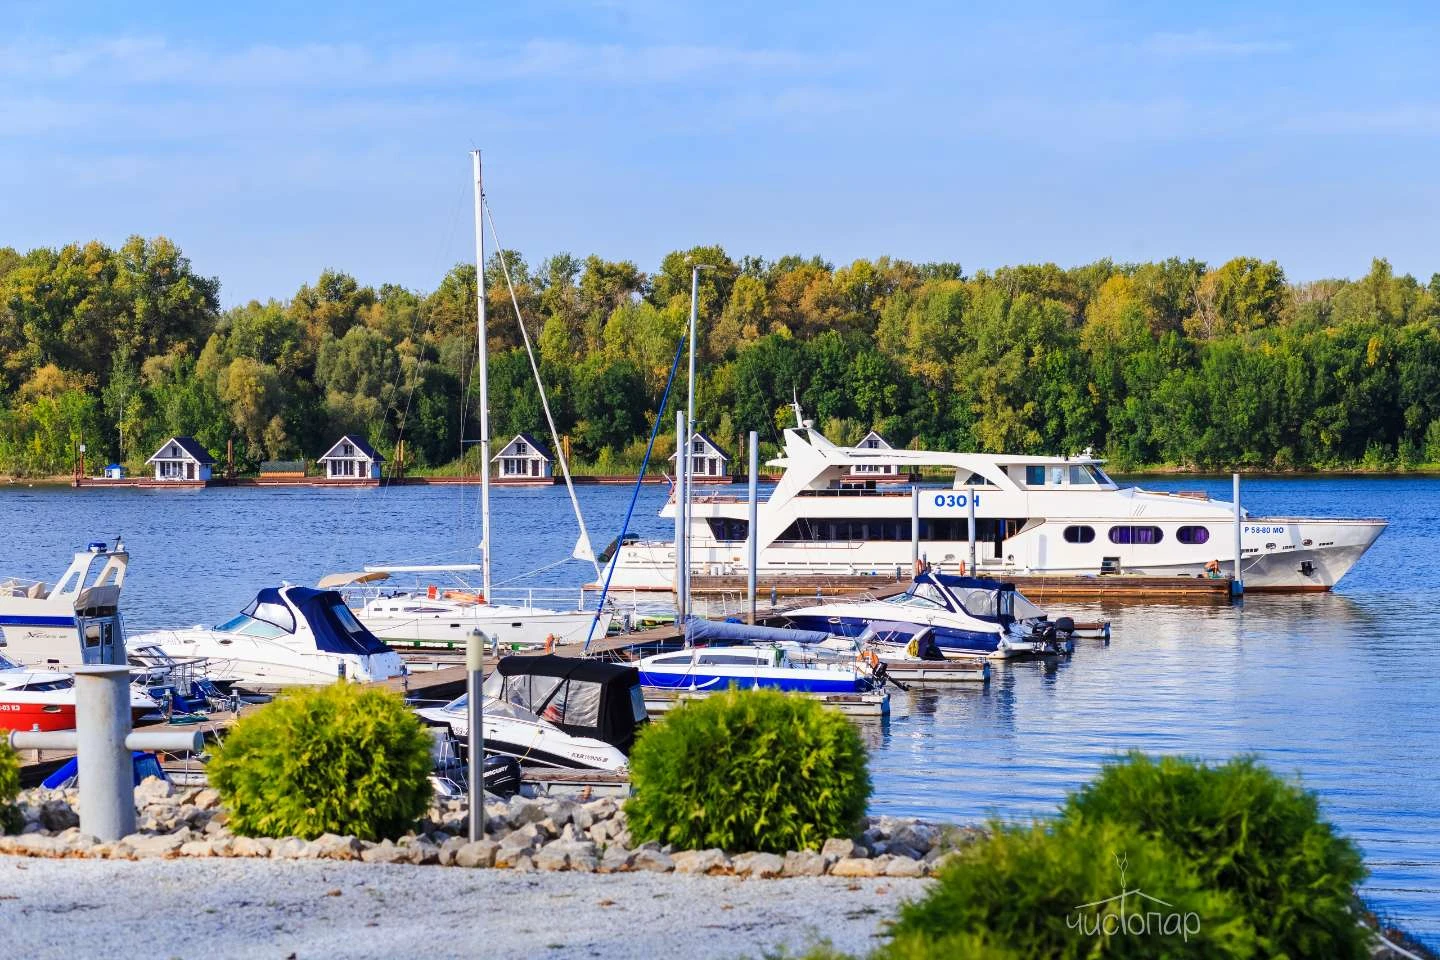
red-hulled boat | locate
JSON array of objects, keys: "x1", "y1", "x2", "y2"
[{"x1": 0, "y1": 653, "x2": 157, "y2": 732}]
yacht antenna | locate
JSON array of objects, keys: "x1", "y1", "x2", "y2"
[{"x1": 791, "y1": 389, "x2": 803, "y2": 428}]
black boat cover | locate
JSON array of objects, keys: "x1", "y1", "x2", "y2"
[{"x1": 491, "y1": 655, "x2": 646, "y2": 753}]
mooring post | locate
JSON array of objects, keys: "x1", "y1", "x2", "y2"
[
  {"x1": 76, "y1": 665, "x2": 136, "y2": 841},
  {"x1": 467, "y1": 627, "x2": 484, "y2": 843},
  {"x1": 1232, "y1": 472, "x2": 1244, "y2": 597},
  {"x1": 746, "y1": 431, "x2": 758, "y2": 624}
]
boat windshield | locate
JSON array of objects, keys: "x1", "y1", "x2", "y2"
[
  {"x1": 951, "y1": 587, "x2": 999, "y2": 618},
  {"x1": 215, "y1": 595, "x2": 298, "y2": 638},
  {"x1": 885, "y1": 582, "x2": 950, "y2": 611},
  {"x1": 0, "y1": 653, "x2": 19, "y2": 671}
]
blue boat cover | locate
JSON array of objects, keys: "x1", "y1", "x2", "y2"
[
  {"x1": 265, "y1": 586, "x2": 391, "y2": 657},
  {"x1": 685, "y1": 617, "x2": 831, "y2": 646},
  {"x1": 927, "y1": 573, "x2": 1015, "y2": 592}
]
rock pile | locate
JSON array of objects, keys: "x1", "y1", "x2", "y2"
[{"x1": 0, "y1": 781, "x2": 980, "y2": 877}]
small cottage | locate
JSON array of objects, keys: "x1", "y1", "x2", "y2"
[
  {"x1": 670, "y1": 430, "x2": 730, "y2": 481},
  {"x1": 145, "y1": 437, "x2": 215, "y2": 482},
  {"x1": 849, "y1": 430, "x2": 898, "y2": 477},
  {"x1": 318, "y1": 435, "x2": 384, "y2": 480},
  {"x1": 493, "y1": 433, "x2": 553, "y2": 480}
]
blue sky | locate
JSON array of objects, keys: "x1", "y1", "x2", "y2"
[{"x1": 3, "y1": 1, "x2": 1438, "y2": 304}]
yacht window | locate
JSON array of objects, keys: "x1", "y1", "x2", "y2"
[
  {"x1": 650, "y1": 653, "x2": 695, "y2": 665},
  {"x1": 888, "y1": 583, "x2": 949, "y2": 610},
  {"x1": 952, "y1": 588, "x2": 999, "y2": 618},
  {"x1": 84, "y1": 624, "x2": 101, "y2": 648},
  {"x1": 1050, "y1": 466, "x2": 1065, "y2": 485},
  {"x1": 0, "y1": 654, "x2": 17, "y2": 670},
  {"x1": 1068, "y1": 465, "x2": 1099, "y2": 485},
  {"x1": 327, "y1": 599, "x2": 366, "y2": 634},
  {"x1": 706, "y1": 518, "x2": 750, "y2": 542},
  {"x1": 961, "y1": 472, "x2": 995, "y2": 487},
  {"x1": 214, "y1": 614, "x2": 290, "y2": 639},
  {"x1": 1108, "y1": 525, "x2": 1164, "y2": 545},
  {"x1": 695, "y1": 653, "x2": 766, "y2": 665},
  {"x1": 1093, "y1": 468, "x2": 1115, "y2": 485},
  {"x1": 629, "y1": 684, "x2": 648, "y2": 722},
  {"x1": 1177, "y1": 525, "x2": 1210, "y2": 545},
  {"x1": 1063, "y1": 525, "x2": 1096, "y2": 543},
  {"x1": 1025, "y1": 465, "x2": 1046, "y2": 485},
  {"x1": 240, "y1": 598, "x2": 297, "y2": 634}
]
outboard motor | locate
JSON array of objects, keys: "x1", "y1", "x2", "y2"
[{"x1": 1054, "y1": 616, "x2": 1075, "y2": 639}]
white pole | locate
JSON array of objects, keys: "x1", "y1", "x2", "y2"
[
  {"x1": 74, "y1": 665, "x2": 134, "y2": 842},
  {"x1": 468, "y1": 151, "x2": 488, "y2": 842},
  {"x1": 967, "y1": 488, "x2": 977, "y2": 574},
  {"x1": 910, "y1": 486, "x2": 920, "y2": 572},
  {"x1": 684, "y1": 266, "x2": 700, "y2": 621},
  {"x1": 675, "y1": 410, "x2": 687, "y2": 621},
  {"x1": 747, "y1": 431, "x2": 758, "y2": 623},
  {"x1": 1232, "y1": 472, "x2": 1244, "y2": 596}
]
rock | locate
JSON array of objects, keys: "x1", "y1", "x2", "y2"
[
  {"x1": 272, "y1": 837, "x2": 308, "y2": 859},
  {"x1": 454, "y1": 840, "x2": 499, "y2": 868},
  {"x1": 494, "y1": 844, "x2": 535, "y2": 869},
  {"x1": 20, "y1": 821, "x2": 43, "y2": 835},
  {"x1": 208, "y1": 836, "x2": 234, "y2": 857},
  {"x1": 14, "y1": 833, "x2": 59, "y2": 856},
  {"x1": 192, "y1": 788, "x2": 222, "y2": 810},
  {"x1": 128, "y1": 834, "x2": 184, "y2": 859},
  {"x1": 438, "y1": 835, "x2": 468, "y2": 866},
  {"x1": 587, "y1": 823, "x2": 611, "y2": 845},
  {"x1": 360, "y1": 840, "x2": 411, "y2": 864},
  {"x1": 134, "y1": 777, "x2": 175, "y2": 807},
  {"x1": 510, "y1": 853, "x2": 536, "y2": 873},
  {"x1": 891, "y1": 822, "x2": 938, "y2": 854},
  {"x1": 569, "y1": 853, "x2": 597, "y2": 873},
  {"x1": 406, "y1": 840, "x2": 441, "y2": 865},
  {"x1": 507, "y1": 797, "x2": 549, "y2": 826},
  {"x1": 180, "y1": 840, "x2": 214, "y2": 858},
  {"x1": 39, "y1": 800, "x2": 79, "y2": 832},
  {"x1": 673, "y1": 848, "x2": 731, "y2": 875},
  {"x1": 731, "y1": 851, "x2": 785, "y2": 879},
  {"x1": 499, "y1": 821, "x2": 544, "y2": 851},
  {"x1": 886, "y1": 856, "x2": 928, "y2": 878},
  {"x1": 597, "y1": 846, "x2": 634, "y2": 873},
  {"x1": 630, "y1": 848, "x2": 674, "y2": 873},
  {"x1": 830, "y1": 857, "x2": 882, "y2": 878},
  {"x1": 534, "y1": 843, "x2": 571, "y2": 871},
  {"x1": 307, "y1": 833, "x2": 363, "y2": 861},
  {"x1": 821, "y1": 838, "x2": 864, "y2": 860},
  {"x1": 546, "y1": 800, "x2": 578, "y2": 828},
  {"x1": 231, "y1": 835, "x2": 273, "y2": 858},
  {"x1": 782, "y1": 850, "x2": 828, "y2": 877},
  {"x1": 884, "y1": 842, "x2": 923, "y2": 861}
]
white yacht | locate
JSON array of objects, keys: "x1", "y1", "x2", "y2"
[
  {"x1": 0, "y1": 540, "x2": 129, "y2": 669},
  {"x1": 129, "y1": 586, "x2": 407, "y2": 690},
  {"x1": 599, "y1": 421, "x2": 1386, "y2": 593},
  {"x1": 324, "y1": 568, "x2": 610, "y2": 651}
]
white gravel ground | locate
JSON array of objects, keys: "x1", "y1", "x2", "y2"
[{"x1": 0, "y1": 855, "x2": 930, "y2": 960}]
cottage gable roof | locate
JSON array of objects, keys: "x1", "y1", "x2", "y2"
[
  {"x1": 319, "y1": 434, "x2": 385, "y2": 463},
  {"x1": 668, "y1": 430, "x2": 731, "y2": 462},
  {"x1": 146, "y1": 436, "x2": 216, "y2": 465},
  {"x1": 857, "y1": 430, "x2": 892, "y2": 450},
  {"x1": 492, "y1": 432, "x2": 552, "y2": 462}
]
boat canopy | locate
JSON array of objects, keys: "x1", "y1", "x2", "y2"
[
  {"x1": 483, "y1": 654, "x2": 646, "y2": 753},
  {"x1": 685, "y1": 617, "x2": 831, "y2": 646},
  {"x1": 244, "y1": 587, "x2": 392, "y2": 657},
  {"x1": 927, "y1": 572, "x2": 1016, "y2": 592},
  {"x1": 316, "y1": 571, "x2": 391, "y2": 589}
]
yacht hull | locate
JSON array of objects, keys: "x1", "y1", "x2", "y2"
[{"x1": 360, "y1": 606, "x2": 609, "y2": 650}]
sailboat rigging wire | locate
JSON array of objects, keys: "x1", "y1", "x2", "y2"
[
  {"x1": 482, "y1": 198, "x2": 600, "y2": 578},
  {"x1": 582, "y1": 331, "x2": 688, "y2": 652}
]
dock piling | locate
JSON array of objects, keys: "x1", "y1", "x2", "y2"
[{"x1": 747, "y1": 431, "x2": 758, "y2": 624}]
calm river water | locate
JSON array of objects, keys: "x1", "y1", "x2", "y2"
[{"x1": 1, "y1": 476, "x2": 1435, "y2": 939}]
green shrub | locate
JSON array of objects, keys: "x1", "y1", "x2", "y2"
[
  {"x1": 624, "y1": 688, "x2": 870, "y2": 854},
  {"x1": 209, "y1": 683, "x2": 433, "y2": 841},
  {"x1": 885, "y1": 818, "x2": 1254, "y2": 959},
  {"x1": 0, "y1": 740, "x2": 19, "y2": 834},
  {"x1": 1064, "y1": 753, "x2": 1370, "y2": 959}
]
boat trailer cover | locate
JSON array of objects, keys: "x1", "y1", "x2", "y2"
[{"x1": 685, "y1": 617, "x2": 831, "y2": 646}]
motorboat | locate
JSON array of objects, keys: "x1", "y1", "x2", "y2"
[
  {"x1": 636, "y1": 619, "x2": 884, "y2": 694},
  {"x1": 323, "y1": 567, "x2": 612, "y2": 651},
  {"x1": 415, "y1": 654, "x2": 646, "y2": 772},
  {"x1": 0, "y1": 652, "x2": 159, "y2": 732},
  {"x1": 0, "y1": 539, "x2": 129, "y2": 669},
  {"x1": 598, "y1": 415, "x2": 1387, "y2": 592},
  {"x1": 128, "y1": 586, "x2": 407, "y2": 690},
  {"x1": 783, "y1": 571, "x2": 1074, "y2": 659}
]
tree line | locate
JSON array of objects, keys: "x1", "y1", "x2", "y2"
[{"x1": 2, "y1": 236, "x2": 1438, "y2": 477}]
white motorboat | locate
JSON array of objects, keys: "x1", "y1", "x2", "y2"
[
  {"x1": 599, "y1": 416, "x2": 1387, "y2": 593},
  {"x1": 0, "y1": 539, "x2": 129, "y2": 669},
  {"x1": 323, "y1": 568, "x2": 611, "y2": 651},
  {"x1": 784, "y1": 571, "x2": 1075, "y2": 659},
  {"x1": 128, "y1": 586, "x2": 407, "y2": 690},
  {"x1": 415, "y1": 655, "x2": 645, "y2": 772},
  {"x1": 0, "y1": 652, "x2": 158, "y2": 732},
  {"x1": 636, "y1": 619, "x2": 885, "y2": 694}
]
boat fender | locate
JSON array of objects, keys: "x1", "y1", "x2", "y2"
[
  {"x1": 544, "y1": 634, "x2": 557, "y2": 653},
  {"x1": 957, "y1": 560, "x2": 966, "y2": 575},
  {"x1": 427, "y1": 584, "x2": 438, "y2": 599},
  {"x1": 905, "y1": 637, "x2": 920, "y2": 658}
]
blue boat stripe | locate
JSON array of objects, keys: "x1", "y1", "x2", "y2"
[{"x1": 0, "y1": 615, "x2": 75, "y2": 627}]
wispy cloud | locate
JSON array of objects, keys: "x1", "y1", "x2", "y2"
[
  {"x1": 1141, "y1": 30, "x2": 1291, "y2": 58},
  {"x1": 0, "y1": 35, "x2": 846, "y2": 89}
]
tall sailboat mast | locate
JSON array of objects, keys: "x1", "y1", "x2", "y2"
[
  {"x1": 467, "y1": 149, "x2": 489, "y2": 843},
  {"x1": 472, "y1": 151, "x2": 492, "y2": 604}
]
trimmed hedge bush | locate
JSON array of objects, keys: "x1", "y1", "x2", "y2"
[
  {"x1": 209, "y1": 683, "x2": 433, "y2": 841},
  {"x1": 885, "y1": 818, "x2": 1252, "y2": 959},
  {"x1": 625, "y1": 688, "x2": 870, "y2": 854},
  {"x1": 1064, "y1": 752, "x2": 1370, "y2": 959},
  {"x1": 0, "y1": 740, "x2": 19, "y2": 834}
]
